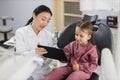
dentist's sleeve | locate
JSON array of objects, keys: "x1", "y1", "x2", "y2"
[{"x1": 15, "y1": 29, "x2": 36, "y2": 56}]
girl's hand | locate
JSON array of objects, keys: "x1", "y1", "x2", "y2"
[{"x1": 73, "y1": 61, "x2": 79, "y2": 71}]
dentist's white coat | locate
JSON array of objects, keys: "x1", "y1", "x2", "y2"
[
  {"x1": 15, "y1": 25, "x2": 53, "y2": 56},
  {"x1": 15, "y1": 24, "x2": 53, "y2": 80}
]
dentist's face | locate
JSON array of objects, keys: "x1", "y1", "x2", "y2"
[{"x1": 32, "y1": 12, "x2": 51, "y2": 31}]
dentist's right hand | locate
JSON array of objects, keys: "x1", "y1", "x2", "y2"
[{"x1": 35, "y1": 47, "x2": 48, "y2": 60}]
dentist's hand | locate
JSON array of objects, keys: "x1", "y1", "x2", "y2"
[
  {"x1": 35, "y1": 47, "x2": 47, "y2": 54},
  {"x1": 36, "y1": 43, "x2": 47, "y2": 55},
  {"x1": 35, "y1": 47, "x2": 48, "y2": 60}
]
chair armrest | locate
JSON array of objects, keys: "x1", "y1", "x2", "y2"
[{"x1": 101, "y1": 48, "x2": 118, "y2": 80}]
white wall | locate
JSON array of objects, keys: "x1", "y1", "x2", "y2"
[
  {"x1": 85, "y1": 10, "x2": 118, "y2": 20},
  {"x1": 115, "y1": 1, "x2": 120, "y2": 79},
  {"x1": 80, "y1": 0, "x2": 119, "y2": 20},
  {"x1": 0, "y1": 0, "x2": 52, "y2": 33}
]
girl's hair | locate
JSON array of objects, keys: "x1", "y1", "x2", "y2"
[
  {"x1": 76, "y1": 21, "x2": 95, "y2": 45},
  {"x1": 76, "y1": 21, "x2": 100, "y2": 58},
  {"x1": 25, "y1": 5, "x2": 52, "y2": 25}
]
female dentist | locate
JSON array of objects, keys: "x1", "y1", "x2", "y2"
[{"x1": 15, "y1": 5, "x2": 53, "y2": 80}]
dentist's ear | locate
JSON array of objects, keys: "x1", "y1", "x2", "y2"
[{"x1": 32, "y1": 13, "x2": 36, "y2": 20}]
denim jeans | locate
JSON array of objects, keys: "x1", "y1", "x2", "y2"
[{"x1": 27, "y1": 76, "x2": 34, "y2": 80}]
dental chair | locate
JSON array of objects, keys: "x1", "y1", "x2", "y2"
[
  {"x1": 0, "y1": 16, "x2": 14, "y2": 42},
  {"x1": 83, "y1": 14, "x2": 98, "y2": 25},
  {"x1": 57, "y1": 21, "x2": 112, "y2": 80},
  {"x1": 0, "y1": 16, "x2": 14, "y2": 48}
]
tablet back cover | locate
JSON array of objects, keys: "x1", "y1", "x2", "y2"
[{"x1": 37, "y1": 45, "x2": 68, "y2": 61}]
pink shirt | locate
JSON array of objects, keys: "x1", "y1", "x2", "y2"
[{"x1": 64, "y1": 41, "x2": 98, "y2": 74}]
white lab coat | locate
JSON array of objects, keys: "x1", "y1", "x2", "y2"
[
  {"x1": 15, "y1": 25, "x2": 53, "y2": 56},
  {"x1": 15, "y1": 25, "x2": 53, "y2": 80}
]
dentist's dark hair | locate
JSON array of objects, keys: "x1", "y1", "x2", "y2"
[{"x1": 25, "y1": 5, "x2": 52, "y2": 25}]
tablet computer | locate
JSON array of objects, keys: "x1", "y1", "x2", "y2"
[{"x1": 37, "y1": 45, "x2": 68, "y2": 61}]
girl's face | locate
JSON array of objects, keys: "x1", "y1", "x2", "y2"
[
  {"x1": 75, "y1": 27, "x2": 91, "y2": 45},
  {"x1": 32, "y1": 12, "x2": 51, "y2": 31}
]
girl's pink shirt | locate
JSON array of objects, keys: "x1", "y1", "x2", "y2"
[{"x1": 64, "y1": 41, "x2": 98, "y2": 74}]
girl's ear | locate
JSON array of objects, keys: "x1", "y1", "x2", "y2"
[{"x1": 88, "y1": 34, "x2": 92, "y2": 40}]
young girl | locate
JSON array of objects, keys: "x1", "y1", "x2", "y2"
[{"x1": 44, "y1": 21, "x2": 99, "y2": 80}]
